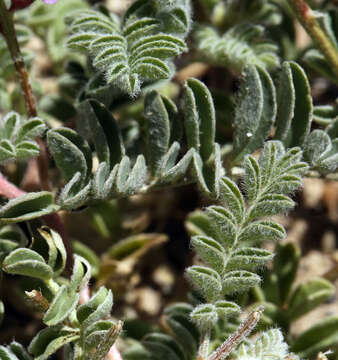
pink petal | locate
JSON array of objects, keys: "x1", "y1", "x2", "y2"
[{"x1": 43, "y1": 0, "x2": 58, "y2": 3}]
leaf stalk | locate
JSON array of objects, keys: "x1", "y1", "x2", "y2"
[{"x1": 288, "y1": 0, "x2": 338, "y2": 79}]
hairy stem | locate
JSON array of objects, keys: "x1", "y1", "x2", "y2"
[
  {"x1": 288, "y1": 0, "x2": 338, "y2": 79},
  {"x1": 0, "y1": 1, "x2": 73, "y2": 271},
  {"x1": 198, "y1": 328, "x2": 211, "y2": 360},
  {"x1": 207, "y1": 306, "x2": 264, "y2": 360},
  {"x1": 0, "y1": 0, "x2": 37, "y2": 117},
  {"x1": 0, "y1": 0, "x2": 53, "y2": 192},
  {"x1": 0, "y1": 172, "x2": 26, "y2": 198}
]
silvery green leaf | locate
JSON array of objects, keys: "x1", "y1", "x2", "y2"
[
  {"x1": 0, "y1": 140, "x2": 16, "y2": 162},
  {"x1": 226, "y1": 247, "x2": 273, "y2": 271},
  {"x1": 185, "y1": 210, "x2": 215, "y2": 238},
  {"x1": 185, "y1": 265, "x2": 222, "y2": 302},
  {"x1": 275, "y1": 62, "x2": 312, "y2": 147},
  {"x1": 184, "y1": 78, "x2": 216, "y2": 161},
  {"x1": 291, "y1": 315, "x2": 338, "y2": 358},
  {"x1": 0, "y1": 226, "x2": 24, "y2": 260},
  {"x1": 304, "y1": 130, "x2": 338, "y2": 173},
  {"x1": 190, "y1": 304, "x2": 218, "y2": 329},
  {"x1": 78, "y1": 100, "x2": 124, "y2": 169},
  {"x1": 160, "y1": 148, "x2": 194, "y2": 184},
  {"x1": 271, "y1": 243, "x2": 300, "y2": 305},
  {"x1": 274, "y1": 62, "x2": 295, "y2": 144},
  {"x1": 102, "y1": 164, "x2": 119, "y2": 199},
  {"x1": 165, "y1": 313, "x2": 199, "y2": 357},
  {"x1": 248, "y1": 194, "x2": 295, "y2": 220},
  {"x1": 205, "y1": 206, "x2": 237, "y2": 248},
  {"x1": 8, "y1": 342, "x2": 32, "y2": 360},
  {"x1": 0, "y1": 192, "x2": 55, "y2": 224},
  {"x1": 73, "y1": 241, "x2": 100, "y2": 277},
  {"x1": 164, "y1": 303, "x2": 194, "y2": 318},
  {"x1": 83, "y1": 319, "x2": 112, "y2": 349},
  {"x1": 201, "y1": 143, "x2": 222, "y2": 198},
  {"x1": 77, "y1": 287, "x2": 113, "y2": 330},
  {"x1": 303, "y1": 49, "x2": 338, "y2": 84},
  {"x1": 239, "y1": 220, "x2": 286, "y2": 245},
  {"x1": 160, "y1": 142, "x2": 180, "y2": 175},
  {"x1": 85, "y1": 321, "x2": 123, "y2": 360},
  {"x1": 29, "y1": 325, "x2": 79, "y2": 360},
  {"x1": 243, "y1": 155, "x2": 261, "y2": 203},
  {"x1": 237, "y1": 329, "x2": 288, "y2": 360},
  {"x1": 123, "y1": 345, "x2": 152, "y2": 360},
  {"x1": 214, "y1": 300, "x2": 241, "y2": 320},
  {"x1": 220, "y1": 177, "x2": 244, "y2": 223},
  {"x1": 143, "y1": 333, "x2": 185, "y2": 360},
  {"x1": 67, "y1": 7, "x2": 188, "y2": 96},
  {"x1": 92, "y1": 162, "x2": 109, "y2": 200},
  {"x1": 304, "y1": 130, "x2": 330, "y2": 164},
  {"x1": 70, "y1": 255, "x2": 91, "y2": 293},
  {"x1": 58, "y1": 176, "x2": 92, "y2": 210},
  {"x1": 38, "y1": 227, "x2": 66, "y2": 276},
  {"x1": 191, "y1": 151, "x2": 211, "y2": 196},
  {"x1": 115, "y1": 156, "x2": 131, "y2": 194},
  {"x1": 47, "y1": 128, "x2": 92, "y2": 191},
  {"x1": 0, "y1": 112, "x2": 45, "y2": 163},
  {"x1": 123, "y1": 155, "x2": 147, "y2": 195},
  {"x1": 318, "y1": 139, "x2": 338, "y2": 173},
  {"x1": 287, "y1": 278, "x2": 335, "y2": 320},
  {"x1": 313, "y1": 105, "x2": 338, "y2": 126},
  {"x1": 2, "y1": 248, "x2": 53, "y2": 280},
  {"x1": 1, "y1": 112, "x2": 20, "y2": 140},
  {"x1": 15, "y1": 141, "x2": 40, "y2": 159},
  {"x1": 195, "y1": 24, "x2": 279, "y2": 72},
  {"x1": 0, "y1": 346, "x2": 18, "y2": 360},
  {"x1": 222, "y1": 270, "x2": 261, "y2": 294},
  {"x1": 15, "y1": 118, "x2": 46, "y2": 143},
  {"x1": 326, "y1": 118, "x2": 338, "y2": 139},
  {"x1": 162, "y1": 96, "x2": 181, "y2": 144},
  {"x1": 144, "y1": 91, "x2": 170, "y2": 177},
  {"x1": 233, "y1": 65, "x2": 276, "y2": 162},
  {"x1": 257, "y1": 143, "x2": 307, "y2": 193},
  {"x1": 191, "y1": 235, "x2": 226, "y2": 274},
  {"x1": 43, "y1": 285, "x2": 80, "y2": 326}
]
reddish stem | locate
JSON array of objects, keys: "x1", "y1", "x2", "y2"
[{"x1": 0, "y1": 172, "x2": 26, "y2": 198}]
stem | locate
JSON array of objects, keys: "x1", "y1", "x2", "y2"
[
  {"x1": 207, "y1": 306, "x2": 264, "y2": 360},
  {"x1": 0, "y1": 3, "x2": 73, "y2": 271},
  {"x1": 0, "y1": 0, "x2": 37, "y2": 117},
  {"x1": 0, "y1": 172, "x2": 26, "y2": 198},
  {"x1": 288, "y1": 0, "x2": 338, "y2": 79},
  {"x1": 198, "y1": 328, "x2": 211, "y2": 360}
]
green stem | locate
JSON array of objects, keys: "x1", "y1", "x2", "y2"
[
  {"x1": 288, "y1": 0, "x2": 338, "y2": 79},
  {"x1": 198, "y1": 328, "x2": 211, "y2": 360},
  {"x1": 0, "y1": 0, "x2": 37, "y2": 117}
]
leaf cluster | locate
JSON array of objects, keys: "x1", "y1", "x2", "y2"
[
  {"x1": 0, "y1": 112, "x2": 46, "y2": 163},
  {"x1": 0, "y1": 226, "x2": 121, "y2": 360},
  {"x1": 66, "y1": 0, "x2": 191, "y2": 96},
  {"x1": 195, "y1": 24, "x2": 279, "y2": 73},
  {"x1": 185, "y1": 141, "x2": 308, "y2": 331},
  {"x1": 0, "y1": 78, "x2": 222, "y2": 222},
  {"x1": 232, "y1": 61, "x2": 338, "y2": 174},
  {"x1": 252, "y1": 243, "x2": 337, "y2": 359}
]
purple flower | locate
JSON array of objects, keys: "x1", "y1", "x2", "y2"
[{"x1": 43, "y1": 0, "x2": 58, "y2": 3}]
